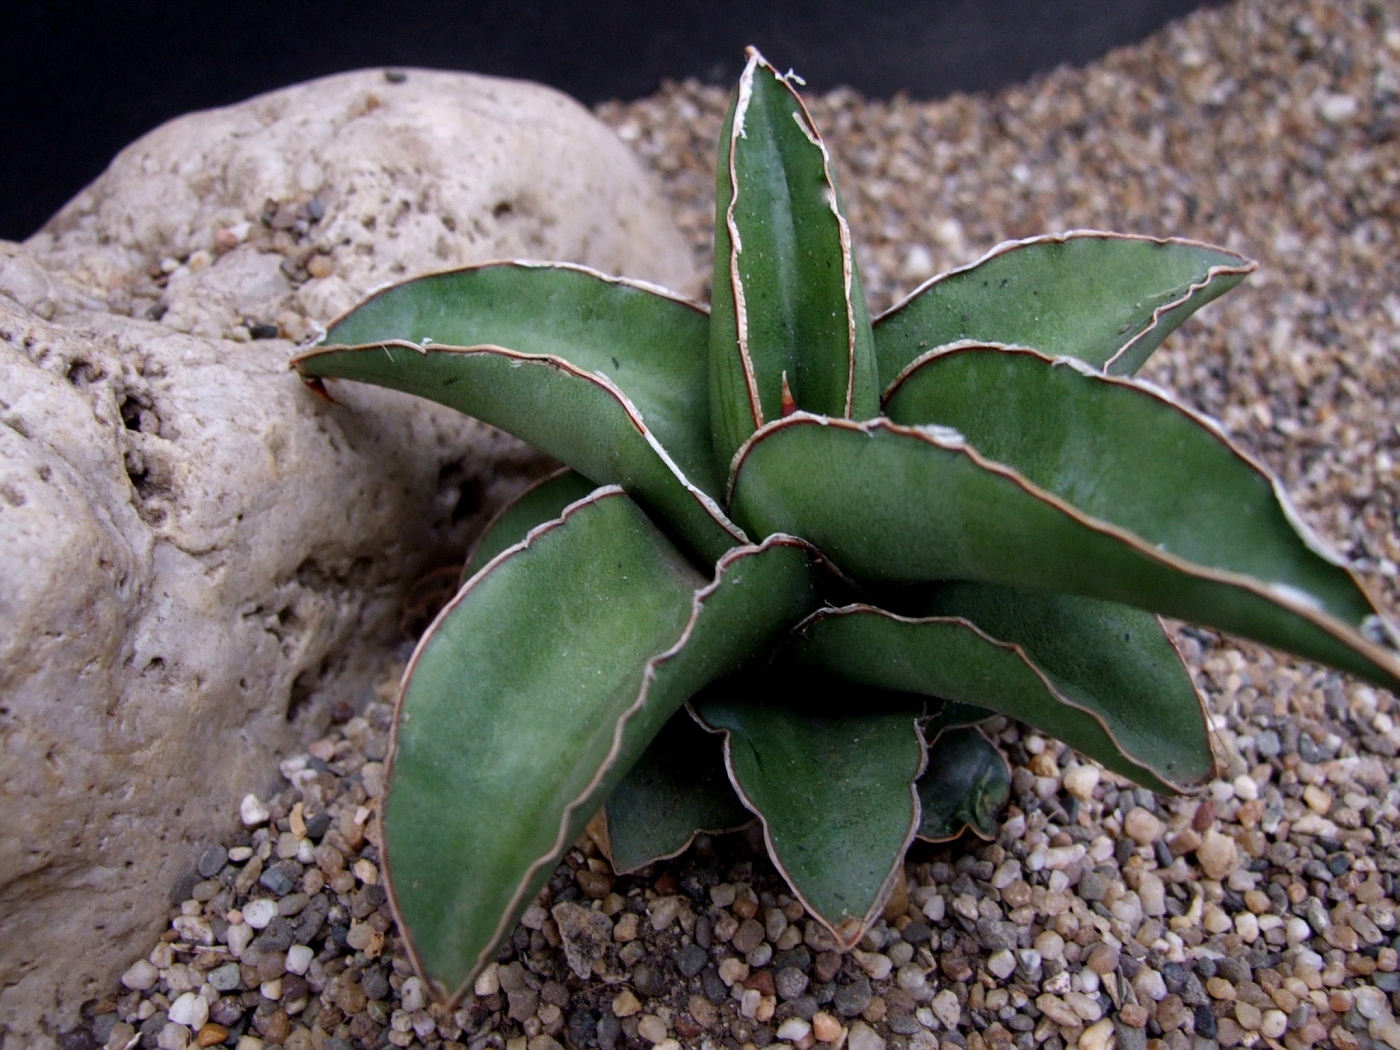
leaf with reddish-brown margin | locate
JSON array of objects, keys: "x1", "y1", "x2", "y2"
[
  {"x1": 691, "y1": 673, "x2": 925, "y2": 948},
  {"x1": 791, "y1": 598, "x2": 1209, "y2": 792},
  {"x1": 460, "y1": 469, "x2": 600, "y2": 584},
  {"x1": 708, "y1": 48, "x2": 878, "y2": 468},
  {"x1": 603, "y1": 710, "x2": 753, "y2": 874},
  {"x1": 728, "y1": 414, "x2": 1400, "y2": 691},
  {"x1": 382, "y1": 488, "x2": 824, "y2": 1002},
  {"x1": 916, "y1": 726, "x2": 1010, "y2": 842},
  {"x1": 872, "y1": 232, "x2": 1254, "y2": 384},
  {"x1": 293, "y1": 341, "x2": 743, "y2": 566},
  {"x1": 316, "y1": 261, "x2": 722, "y2": 497}
]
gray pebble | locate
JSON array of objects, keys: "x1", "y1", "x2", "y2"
[
  {"x1": 1193, "y1": 1004, "x2": 1217, "y2": 1039},
  {"x1": 774, "y1": 948, "x2": 812, "y2": 972},
  {"x1": 1256, "y1": 730, "x2": 1281, "y2": 757},
  {"x1": 975, "y1": 919, "x2": 1017, "y2": 951},
  {"x1": 1375, "y1": 972, "x2": 1400, "y2": 993},
  {"x1": 258, "y1": 861, "x2": 299, "y2": 897},
  {"x1": 632, "y1": 963, "x2": 667, "y2": 999},
  {"x1": 701, "y1": 965, "x2": 727, "y2": 1004},
  {"x1": 1195, "y1": 957, "x2": 1217, "y2": 979},
  {"x1": 814, "y1": 982, "x2": 837, "y2": 1006},
  {"x1": 1303, "y1": 859, "x2": 1333, "y2": 883},
  {"x1": 732, "y1": 918, "x2": 766, "y2": 954},
  {"x1": 786, "y1": 995, "x2": 819, "y2": 1021},
  {"x1": 834, "y1": 976, "x2": 872, "y2": 1017},
  {"x1": 695, "y1": 915, "x2": 713, "y2": 950},
  {"x1": 597, "y1": 1012, "x2": 621, "y2": 1050},
  {"x1": 901, "y1": 922, "x2": 933, "y2": 945},
  {"x1": 253, "y1": 917, "x2": 294, "y2": 953},
  {"x1": 198, "y1": 845, "x2": 228, "y2": 879},
  {"x1": 361, "y1": 966, "x2": 390, "y2": 1001},
  {"x1": 775, "y1": 966, "x2": 809, "y2": 1001},
  {"x1": 1298, "y1": 734, "x2": 1324, "y2": 763},
  {"x1": 138, "y1": 1012, "x2": 168, "y2": 1049},
  {"x1": 508, "y1": 988, "x2": 540, "y2": 1022},
  {"x1": 746, "y1": 943, "x2": 773, "y2": 968},
  {"x1": 209, "y1": 998, "x2": 244, "y2": 1027},
  {"x1": 1114, "y1": 1019, "x2": 1148, "y2": 1050},
  {"x1": 278, "y1": 892, "x2": 310, "y2": 917},
  {"x1": 888, "y1": 1014, "x2": 921, "y2": 1035},
  {"x1": 1180, "y1": 974, "x2": 1209, "y2": 1006},
  {"x1": 676, "y1": 944, "x2": 708, "y2": 978},
  {"x1": 1078, "y1": 870, "x2": 1109, "y2": 902},
  {"x1": 569, "y1": 1010, "x2": 598, "y2": 1047},
  {"x1": 208, "y1": 963, "x2": 242, "y2": 992},
  {"x1": 304, "y1": 811, "x2": 332, "y2": 840}
]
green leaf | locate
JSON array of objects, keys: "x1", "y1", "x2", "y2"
[
  {"x1": 917, "y1": 726, "x2": 1010, "y2": 842},
  {"x1": 792, "y1": 595, "x2": 1210, "y2": 792},
  {"x1": 603, "y1": 710, "x2": 753, "y2": 873},
  {"x1": 383, "y1": 489, "x2": 824, "y2": 1000},
  {"x1": 461, "y1": 469, "x2": 600, "y2": 582},
  {"x1": 293, "y1": 340, "x2": 743, "y2": 566},
  {"x1": 692, "y1": 677, "x2": 924, "y2": 947},
  {"x1": 319, "y1": 261, "x2": 723, "y2": 496},
  {"x1": 873, "y1": 232, "x2": 1255, "y2": 384},
  {"x1": 708, "y1": 48, "x2": 878, "y2": 467},
  {"x1": 729, "y1": 415, "x2": 1400, "y2": 691}
]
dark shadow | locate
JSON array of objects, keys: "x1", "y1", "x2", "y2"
[{"x1": 1, "y1": 0, "x2": 1223, "y2": 240}]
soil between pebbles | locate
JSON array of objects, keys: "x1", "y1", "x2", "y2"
[{"x1": 69, "y1": 1, "x2": 1400, "y2": 1049}]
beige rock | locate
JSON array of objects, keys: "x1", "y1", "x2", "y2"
[
  {"x1": 1197, "y1": 829, "x2": 1241, "y2": 881},
  {"x1": 2, "y1": 69, "x2": 692, "y2": 1045},
  {"x1": 1122, "y1": 807, "x2": 1166, "y2": 845},
  {"x1": 26, "y1": 68, "x2": 695, "y2": 340}
]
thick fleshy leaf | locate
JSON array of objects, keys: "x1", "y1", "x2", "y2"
[
  {"x1": 919, "y1": 583, "x2": 1212, "y2": 788},
  {"x1": 729, "y1": 415, "x2": 1400, "y2": 691},
  {"x1": 320, "y1": 261, "x2": 722, "y2": 496},
  {"x1": 293, "y1": 341, "x2": 743, "y2": 565},
  {"x1": 873, "y1": 232, "x2": 1255, "y2": 383},
  {"x1": 692, "y1": 678, "x2": 925, "y2": 947},
  {"x1": 708, "y1": 48, "x2": 878, "y2": 466},
  {"x1": 603, "y1": 710, "x2": 752, "y2": 873},
  {"x1": 383, "y1": 489, "x2": 824, "y2": 1001},
  {"x1": 917, "y1": 726, "x2": 1010, "y2": 842},
  {"x1": 461, "y1": 469, "x2": 600, "y2": 583},
  {"x1": 792, "y1": 599, "x2": 1209, "y2": 792}
]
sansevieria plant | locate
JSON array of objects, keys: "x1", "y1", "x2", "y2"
[{"x1": 292, "y1": 50, "x2": 1400, "y2": 1002}]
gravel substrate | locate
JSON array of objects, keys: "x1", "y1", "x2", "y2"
[{"x1": 64, "y1": 1, "x2": 1400, "y2": 1049}]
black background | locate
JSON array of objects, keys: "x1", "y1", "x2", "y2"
[{"x1": 1, "y1": 0, "x2": 1220, "y2": 241}]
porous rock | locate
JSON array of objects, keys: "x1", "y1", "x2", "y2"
[{"x1": 1, "y1": 67, "x2": 693, "y2": 1045}]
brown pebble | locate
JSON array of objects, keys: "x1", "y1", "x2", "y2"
[
  {"x1": 733, "y1": 894, "x2": 759, "y2": 921},
  {"x1": 882, "y1": 876, "x2": 909, "y2": 922},
  {"x1": 1192, "y1": 798, "x2": 1217, "y2": 831},
  {"x1": 1169, "y1": 828, "x2": 1202, "y2": 856},
  {"x1": 196, "y1": 1024, "x2": 229, "y2": 1047},
  {"x1": 1086, "y1": 945, "x2": 1120, "y2": 975},
  {"x1": 812, "y1": 1012, "x2": 842, "y2": 1043},
  {"x1": 576, "y1": 869, "x2": 613, "y2": 899},
  {"x1": 306, "y1": 254, "x2": 334, "y2": 279},
  {"x1": 745, "y1": 970, "x2": 776, "y2": 997},
  {"x1": 1118, "y1": 1004, "x2": 1149, "y2": 1028}
]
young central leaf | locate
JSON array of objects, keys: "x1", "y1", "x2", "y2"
[{"x1": 709, "y1": 49, "x2": 878, "y2": 465}]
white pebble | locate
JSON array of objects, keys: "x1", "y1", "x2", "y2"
[
  {"x1": 239, "y1": 793, "x2": 270, "y2": 827},
  {"x1": 1286, "y1": 917, "x2": 1312, "y2": 946},
  {"x1": 1235, "y1": 911, "x2": 1260, "y2": 943},
  {"x1": 777, "y1": 1020, "x2": 811, "y2": 1042},
  {"x1": 168, "y1": 992, "x2": 209, "y2": 1030},
  {"x1": 1063, "y1": 764, "x2": 1100, "y2": 801},
  {"x1": 848, "y1": 1022, "x2": 886, "y2": 1050},
  {"x1": 1078, "y1": 1018, "x2": 1115, "y2": 1050},
  {"x1": 987, "y1": 950, "x2": 1016, "y2": 980},
  {"x1": 1232, "y1": 774, "x2": 1259, "y2": 801},
  {"x1": 922, "y1": 894, "x2": 945, "y2": 922},
  {"x1": 225, "y1": 922, "x2": 253, "y2": 957},
  {"x1": 1356, "y1": 985, "x2": 1390, "y2": 1020},
  {"x1": 931, "y1": 989, "x2": 961, "y2": 1030},
  {"x1": 1137, "y1": 872, "x2": 1166, "y2": 916},
  {"x1": 242, "y1": 898, "x2": 278, "y2": 929},
  {"x1": 475, "y1": 962, "x2": 500, "y2": 996},
  {"x1": 401, "y1": 976, "x2": 426, "y2": 1012},
  {"x1": 121, "y1": 959, "x2": 159, "y2": 991},
  {"x1": 992, "y1": 861, "x2": 1022, "y2": 890},
  {"x1": 285, "y1": 944, "x2": 314, "y2": 976},
  {"x1": 156, "y1": 1022, "x2": 190, "y2": 1050},
  {"x1": 1260, "y1": 1009, "x2": 1288, "y2": 1039}
]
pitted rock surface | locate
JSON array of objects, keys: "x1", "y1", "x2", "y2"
[{"x1": 1, "y1": 67, "x2": 693, "y2": 1046}]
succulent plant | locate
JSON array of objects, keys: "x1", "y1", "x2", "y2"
[{"x1": 292, "y1": 49, "x2": 1400, "y2": 1002}]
